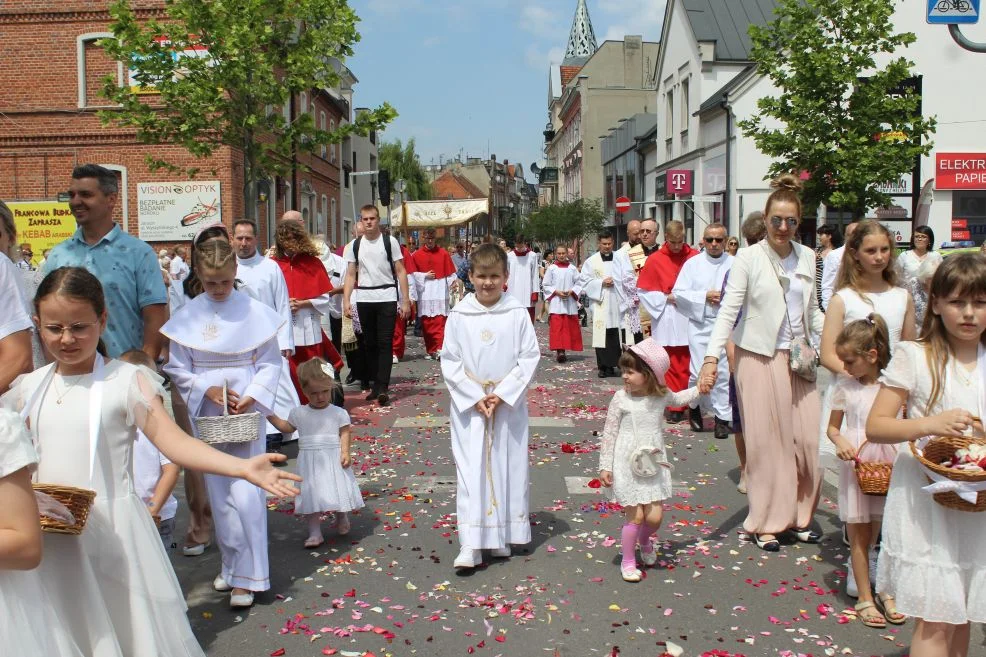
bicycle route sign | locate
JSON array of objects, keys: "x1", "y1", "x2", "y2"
[{"x1": 928, "y1": 0, "x2": 980, "y2": 24}]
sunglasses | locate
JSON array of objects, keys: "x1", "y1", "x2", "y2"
[
  {"x1": 704, "y1": 237, "x2": 725, "y2": 243},
  {"x1": 770, "y1": 216, "x2": 800, "y2": 229}
]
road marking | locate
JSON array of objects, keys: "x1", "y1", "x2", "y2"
[
  {"x1": 404, "y1": 475, "x2": 456, "y2": 494},
  {"x1": 393, "y1": 416, "x2": 574, "y2": 428}
]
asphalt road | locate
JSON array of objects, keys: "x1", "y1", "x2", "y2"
[{"x1": 168, "y1": 322, "x2": 985, "y2": 657}]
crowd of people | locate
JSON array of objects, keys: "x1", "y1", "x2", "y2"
[{"x1": 0, "y1": 164, "x2": 984, "y2": 657}]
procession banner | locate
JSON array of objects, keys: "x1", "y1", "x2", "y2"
[
  {"x1": 137, "y1": 180, "x2": 222, "y2": 241},
  {"x1": 9, "y1": 201, "x2": 76, "y2": 265},
  {"x1": 390, "y1": 198, "x2": 488, "y2": 229}
]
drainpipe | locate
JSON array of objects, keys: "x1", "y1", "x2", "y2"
[{"x1": 721, "y1": 93, "x2": 733, "y2": 232}]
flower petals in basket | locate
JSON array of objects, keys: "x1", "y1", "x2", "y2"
[
  {"x1": 193, "y1": 382, "x2": 261, "y2": 445},
  {"x1": 910, "y1": 436, "x2": 986, "y2": 512},
  {"x1": 33, "y1": 483, "x2": 96, "y2": 535}
]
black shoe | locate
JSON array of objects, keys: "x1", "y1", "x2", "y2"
[
  {"x1": 365, "y1": 391, "x2": 379, "y2": 402},
  {"x1": 345, "y1": 373, "x2": 357, "y2": 385},
  {"x1": 608, "y1": 367, "x2": 621, "y2": 378},
  {"x1": 689, "y1": 406, "x2": 704, "y2": 432},
  {"x1": 754, "y1": 534, "x2": 781, "y2": 552},
  {"x1": 714, "y1": 417, "x2": 731, "y2": 440},
  {"x1": 377, "y1": 393, "x2": 390, "y2": 407},
  {"x1": 790, "y1": 527, "x2": 821, "y2": 544},
  {"x1": 667, "y1": 410, "x2": 685, "y2": 424},
  {"x1": 598, "y1": 369, "x2": 608, "y2": 378}
]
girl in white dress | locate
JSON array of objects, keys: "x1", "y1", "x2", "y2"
[
  {"x1": 867, "y1": 253, "x2": 986, "y2": 657},
  {"x1": 2, "y1": 266, "x2": 300, "y2": 657},
  {"x1": 162, "y1": 239, "x2": 288, "y2": 609},
  {"x1": 598, "y1": 337, "x2": 701, "y2": 582},
  {"x1": 826, "y1": 315, "x2": 903, "y2": 629},
  {"x1": 0, "y1": 408, "x2": 84, "y2": 656},
  {"x1": 268, "y1": 357, "x2": 363, "y2": 548}
]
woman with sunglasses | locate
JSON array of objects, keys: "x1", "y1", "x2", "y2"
[
  {"x1": 698, "y1": 174, "x2": 825, "y2": 552},
  {"x1": 725, "y1": 237, "x2": 739, "y2": 256}
]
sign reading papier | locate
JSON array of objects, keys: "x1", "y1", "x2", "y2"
[
  {"x1": 8, "y1": 201, "x2": 77, "y2": 266},
  {"x1": 936, "y1": 153, "x2": 986, "y2": 190},
  {"x1": 137, "y1": 181, "x2": 222, "y2": 241}
]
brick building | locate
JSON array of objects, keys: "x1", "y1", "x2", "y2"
[{"x1": 0, "y1": 1, "x2": 346, "y2": 250}]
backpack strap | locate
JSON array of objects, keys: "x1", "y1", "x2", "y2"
[{"x1": 354, "y1": 234, "x2": 399, "y2": 290}]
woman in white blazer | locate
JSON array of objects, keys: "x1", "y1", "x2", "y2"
[{"x1": 699, "y1": 174, "x2": 825, "y2": 552}]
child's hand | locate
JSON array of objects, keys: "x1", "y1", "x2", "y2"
[
  {"x1": 474, "y1": 398, "x2": 491, "y2": 417},
  {"x1": 234, "y1": 395, "x2": 255, "y2": 414},
  {"x1": 340, "y1": 452, "x2": 352, "y2": 468},
  {"x1": 832, "y1": 434, "x2": 856, "y2": 461},
  {"x1": 205, "y1": 386, "x2": 229, "y2": 408},
  {"x1": 923, "y1": 408, "x2": 975, "y2": 437},
  {"x1": 599, "y1": 470, "x2": 613, "y2": 487},
  {"x1": 485, "y1": 394, "x2": 503, "y2": 416},
  {"x1": 243, "y1": 453, "x2": 302, "y2": 497}
]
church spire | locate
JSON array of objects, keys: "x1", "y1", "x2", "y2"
[{"x1": 563, "y1": 0, "x2": 598, "y2": 65}]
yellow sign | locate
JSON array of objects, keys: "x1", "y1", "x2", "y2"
[{"x1": 8, "y1": 202, "x2": 76, "y2": 268}]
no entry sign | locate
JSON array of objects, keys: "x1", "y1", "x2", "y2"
[{"x1": 615, "y1": 196, "x2": 631, "y2": 213}]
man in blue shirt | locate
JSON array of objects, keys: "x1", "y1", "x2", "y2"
[{"x1": 43, "y1": 164, "x2": 168, "y2": 359}]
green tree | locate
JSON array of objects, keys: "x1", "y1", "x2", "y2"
[
  {"x1": 378, "y1": 139, "x2": 431, "y2": 201},
  {"x1": 525, "y1": 198, "x2": 606, "y2": 245},
  {"x1": 99, "y1": 0, "x2": 397, "y2": 219},
  {"x1": 739, "y1": 0, "x2": 935, "y2": 218}
]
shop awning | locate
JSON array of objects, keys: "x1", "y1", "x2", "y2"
[{"x1": 389, "y1": 198, "x2": 488, "y2": 229}]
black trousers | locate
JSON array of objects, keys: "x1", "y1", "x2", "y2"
[
  {"x1": 357, "y1": 301, "x2": 397, "y2": 393},
  {"x1": 328, "y1": 315, "x2": 342, "y2": 353},
  {"x1": 595, "y1": 328, "x2": 622, "y2": 370}
]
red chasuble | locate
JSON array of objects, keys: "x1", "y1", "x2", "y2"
[
  {"x1": 273, "y1": 253, "x2": 332, "y2": 299},
  {"x1": 637, "y1": 242, "x2": 698, "y2": 293},
  {"x1": 410, "y1": 246, "x2": 456, "y2": 278}
]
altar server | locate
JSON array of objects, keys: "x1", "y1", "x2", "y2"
[
  {"x1": 542, "y1": 245, "x2": 584, "y2": 363},
  {"x1": 578, "y1": 230, "x2": 622, "y2": 377},
  {"x1": 411, "y1": 228, "x2": 460, "y2": 359}
]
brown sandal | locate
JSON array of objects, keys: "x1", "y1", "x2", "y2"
[
  {"x1": 877, "y1": 595, "x2": 906, "y2": 625},
  {"x1": 854, "y1": 601, "x2": 886, "y2": 629}
]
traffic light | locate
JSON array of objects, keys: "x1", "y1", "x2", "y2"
[{"x1": 378, "y1": 169, "x2": 391, "y2": 206}]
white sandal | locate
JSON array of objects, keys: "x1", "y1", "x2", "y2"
[{"x1": 621, "y1": 565, "x2": 642, "y2": 582}]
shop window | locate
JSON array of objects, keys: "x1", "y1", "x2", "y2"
[{"x1": 953, "y1": 191, "x2": 986, "y2": 244}]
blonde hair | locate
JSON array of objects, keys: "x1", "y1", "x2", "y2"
[
  {"x1": 273, "y1": 221, "x2": 320, "y2": 259},
  {"x1": 617, "y1": 350, "x2": 668, "y2": 397},
  {"x1": 919, "y1": 253, "x2": 986, "y2": 414},
  {"x1": 764, "y1": 173, "x2": 803, "y2": 218},
  {"x1": 834, "y1": 220, "x2": 897, "y2": 299},
  {"x1": 193, "y1": 238, "x2": 236, "y2": 275},
  {"x1": 296, "y1": 357, "x2": 340, "y2": 395},
  {"x1": 835, "y1": 313, "x2": 891, "y2": 372}
]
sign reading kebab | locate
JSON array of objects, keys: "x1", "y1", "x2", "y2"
[
  {"x1": 137, "y1": 181, "x2": 222, "y2": 241},
  {"x1": 8, "y1": 201, "x2": 76, "y2": 267}
]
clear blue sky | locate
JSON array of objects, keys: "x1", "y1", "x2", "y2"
[{"x1": 348, "y1": 0, "x2": 665, "y2": 182}]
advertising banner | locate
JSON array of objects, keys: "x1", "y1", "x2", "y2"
[
  {"x1": 936, "y1": 153, "x2": 986, "y2": 190},
  {"x1": 137, "y1": 181, "x2": 222, "y2": 241},
  {"x1": 9, "y1": 202, "x2": 77, "y2": 266}
]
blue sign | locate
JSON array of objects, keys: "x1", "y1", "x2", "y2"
[{"x1": 928, "y1": 0, "x2": 980, "y2": 24}]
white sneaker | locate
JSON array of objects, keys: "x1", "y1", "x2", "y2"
[
  {"x1": 454, "y1": 547, "x2": 482, "y2": 569},
  {"x1": 845, "y1": 560, "x2": 858, "y2": 598},
  {"x1": 422, "y1": 353, "x2": 432, "y2": 360},
  {"x1": 229, "y1": 591, "x2": 255, "y2": 608},
  {"x1": 490, "y1": 546, "x2": 511, "y2": 558},
  {"x1": 392, "y1": 355, "x2": 399, "y2": 364},
  {"x1": 213, "y1": 574, "x2": 232, "y2": 592},
  {"x1": 621, "y1": 565, "x2": 643, "y2": 582}
]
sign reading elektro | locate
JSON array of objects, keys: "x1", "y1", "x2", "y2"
[{"x1": 936, "y1": 153, "x2": 986, "y2": 190}]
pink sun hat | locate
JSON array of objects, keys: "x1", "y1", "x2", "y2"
[{"x1": 629, "y1": 338, "x2": 671, "y2": 385}]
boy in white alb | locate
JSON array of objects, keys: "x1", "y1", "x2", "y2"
[
  {"x1": 505, "y1": 235, "x2": 539, "y2": 322},
  {"x1": 120, "y1": 350, "x2": 180, "y2": 554},
  {"x1": 441, "y1": 244, "x2": 540, "y2": 570}
]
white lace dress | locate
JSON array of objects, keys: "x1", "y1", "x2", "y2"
[
  {"x1": 876, "y1": 341, "x2": 986, "y2": 624},
  {"x1": 289, "y1": 404, "x2": 364, "y2": 515},
  {"x1": 599, "y1": 388, "x2": 699, "y2": 506}
]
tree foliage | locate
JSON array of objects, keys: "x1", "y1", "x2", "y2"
[
  {"x1": 98, "y1": 0, "x2": 397, "y2": 217},
  {"x1": 524, "y1": 198, "x2": 606, "y2": 245},
  {"x1": 739, "y1": 0, "x2": 935, "y2": 217},
  {"x1": 378, "y1": 139, "x2": 431, "y2": 201}
]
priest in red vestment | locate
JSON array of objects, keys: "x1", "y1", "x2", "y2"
[
  {"x1": 636, "y1": 220, "x2": 698, "y2": 422},
  {"x1": 392, "y1": 242, "x2": 417, "y2": 361},
  {"x1": 410, "y1": 229, "x2": 460, "y2": 358},
  {"x1": 272, "y1": 222, "x2": 344, "y2": 403}
]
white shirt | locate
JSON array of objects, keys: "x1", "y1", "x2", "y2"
[
  {"x1": 0, "y1": 254, "x2": 33, "y2": 341},
  {"x1": 343, "y1": 234, "x2": 403, "y2": 303},
  {"x1": 235, "y1": 251, "x2": 295, "y2": 352},
  {"x1": 776, "y1": 249, "x2": 805, "y2": 350},
  {"x1": 169, "y1": 255, "x2": 189, "y2": 282},
  {"x1": 133, "y1": 430, "x2": 178, "y2": 521}
]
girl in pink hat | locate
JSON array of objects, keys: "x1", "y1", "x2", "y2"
[{"x1": 598, "y1": 337, "x2": 705, "y2": 582}]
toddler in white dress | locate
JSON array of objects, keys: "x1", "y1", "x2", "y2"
[
  {"x1": 598, "y1": 338, "x2": 701, "y2": 582},
  {"x1": 269, "y1": 357, "x2": 363, "y2": 548}
]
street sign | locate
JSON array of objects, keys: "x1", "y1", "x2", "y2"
[
  {"x1": 927, "y1": 0, "x2": 980, "y2": 24},
  {"x1": 615, "y1": 196, "x2": 631, "y2": 213}
]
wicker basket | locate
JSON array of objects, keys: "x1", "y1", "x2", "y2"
[
  {"x1": 33, "y1": 483, "x2": 96, "y2": 535},
  {"x1": 193, "y1": 382, "x2": 261, "y2": 445},
  {"x1": 854, "y1": 440, "x2": 893, "y2": 496},
  {"x1": 910, "y1": 436, "x2": 986, "y2": 512}
]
